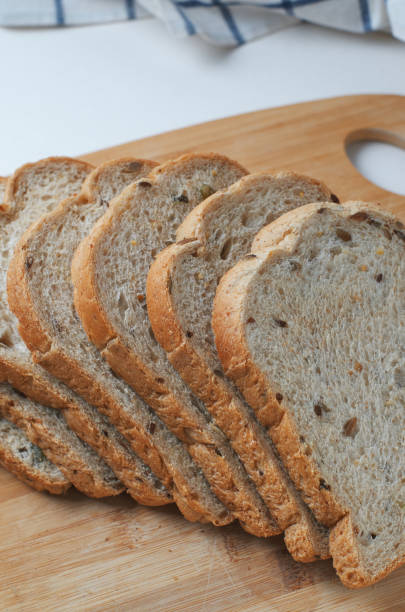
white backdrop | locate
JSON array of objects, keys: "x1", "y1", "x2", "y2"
[{"x1": 1, "y1": 18, "x2": 404, "y2": 193}]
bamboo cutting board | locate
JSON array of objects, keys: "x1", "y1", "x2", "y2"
[{"x1": 1, "y1": 95, "x2": 404, "y2": 612}]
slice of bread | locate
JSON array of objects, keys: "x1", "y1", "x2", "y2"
[
  {"x1": 0, "y1": 383, "x2": 123, "y2": 498},
  {"x1": 72, "y1": 153, "x2": 281, "y2": 537},
  {"x1": 1, "y1": 159, "x2": 166, "y2": 501},
  {"x1": 0, "y1": 416, "x2": 70, "y2": 495},
  {"x1": 147, "y1": 172, "x2": 336, "y2": 561},
  {"x1": 0, "y1": 180, "x2": 68, "y2": 495},
  {"x1": 8, "y1": 159, "x2": 231, "y2": 525},
  {"x1": 213, "y1": 201, "x2": 405, "y2": 587}
]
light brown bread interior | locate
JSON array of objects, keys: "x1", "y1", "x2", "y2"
[
  {"x1": 147, "y1": 172, "x2": 336, "y2": 561},
  {"x1": 7, "y1": 159, "x2": 231, "y2": 524},
  {"x1": 0, "y1": 181, "x2": 65, "y2": 493},
  {"x1": 72, "y1": 154, "x2": 283, "y2": 537},
  {"x1": 213, "y1": 201, "x2": 405, "y2": 587},
  {"x1": 0, "y1": 159, "x2": 142, "y2": 498}
]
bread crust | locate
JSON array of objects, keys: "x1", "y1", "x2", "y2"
[
  {"x1": 0, "y1": 450, "x2": 70, "y2": 495},
  {"x1": 0, "y1": 354, "x2": 163, "y2": 501},
  {"x1": 0, "y1": 391, "x2": 123, "y2": 498},
  {"x1": 71, "y1": 221, "x2": 115, "y2": 348},
  {"x1": 59, "y1": 399, "x2": 171, "y2": 506},
  {"x1": 213, "y1": 200, "x2": 405, "y2": 586},
  {"x1": 330, "y1": 516, "x2": 405, "y2": 588},
  {"x1": 72, "y1": 154, "x2": 286, "y2": 536},
  {"x1": 0, "y1": 419, "x2": 71, "y2": 495},
  {"x1": 284, "y1": 520, "x2": 330, "y2": 564}
]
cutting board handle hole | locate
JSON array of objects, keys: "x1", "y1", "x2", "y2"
[{"x1": 345, "y1": 129, "x2": 405, "y2": 196}]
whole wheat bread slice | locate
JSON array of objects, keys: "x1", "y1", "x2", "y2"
[
  {"x1": 147, "y1": 172, "x2": 336, "y2": 561},
  {"x1": 213, "y1": 201, "x2": 405, "y2": 587},
  {"x1": 8, "y1": 158, "x2": 231, "y2": 524},
  {"x1": 0, "y1": 182, "x2": 68, "y2": 494},
  {"x1": 1, "y1": 159, "x2": 167, "y2": 501},
  {"x1": 0, "y1": 383, "x2": 124, "y2": 497},
  {"x1": 72, "y1": 153, "x2": 281, "y2": 537},
  {"x1": 0, "y1": 416, "x2": 70, "y2": 495}
]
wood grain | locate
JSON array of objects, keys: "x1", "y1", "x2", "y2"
[{"x1": 1, "y1": 95, "x2": 404, "y2": 611}]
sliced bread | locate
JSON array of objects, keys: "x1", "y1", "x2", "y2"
[
  {"x1": 72, "y1": 154, "x2": 281, "y2": 537},
  {"x1": 213, "y1": 201, "x2": 405, "y2": 587},
  {"x1": 0, "y1": 180, "x2": 68, "y2": 495},
  {"x1": 8, "y1": 158, "x2": 231, "y2": 525},
  {"x1": 0, "y1": 383, "x2": 123, "y2": 497},
  {"x1": 0, "y1": 416, "x2": 70, "y2": 495},
  {"x1": 1, "y1": 159, "x2": 167, "y2": 502},
  {"x1": 147, "y1": 171, "x2": 336, "y2": 561}
]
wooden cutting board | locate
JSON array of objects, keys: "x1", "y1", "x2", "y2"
[{"x1": 1, "y1": 94, "x2": 404, "y2": 612}]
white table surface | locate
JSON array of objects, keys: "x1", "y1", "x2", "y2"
[{"x1": 1, "y1": 18, "x2": 405, "y2": 193}]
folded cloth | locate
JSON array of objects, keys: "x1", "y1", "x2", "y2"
[{"x1": 0, "y1": 1, "x2": 404, "y2": 46}]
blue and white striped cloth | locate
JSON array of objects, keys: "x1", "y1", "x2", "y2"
[{"x1": 0, "y1": 1, "x2": 404, "y2": 46}]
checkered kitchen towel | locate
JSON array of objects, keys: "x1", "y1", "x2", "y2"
[{"x1": 1, "y1": 1, "x2": 404, "y2": 46}]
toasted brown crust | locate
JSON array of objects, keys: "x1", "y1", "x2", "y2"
[
  {"x1": 284, "y1": 520, "x2": 330, "y2": 563},
  {"x1": 0, "y1": 354, "x2": 77, "y2": 411},
  {"x1": 330, "y1": 516, "x2": 405, "y2": 588},
  {"x1": 0, "y1": 352, "x2": 167, "y2": 503},
  {"x1": 0, "y1": 436, "x2": 70, "y2": 495},
  {"x1": 38, "y1": 344, "x2": 171, "y2": 487},
  {"x1": 71, "y1": 220, "x2": 116, "y2": 349},
  {"x1": 1, "y1": 287, "x2": 170, "y2": 493},
  {"x1": 60, "y1": 401, "x2": 171, "y2": 507},
  {"x1": 73, "y1": 154, "x2": 285, "y2": 535},
  {"x1": 77, "y1": 314, "x2": 258, "y2": 529},
  {"x1": 0, "y1": 453, "x2": 70, "y2": 495}
]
